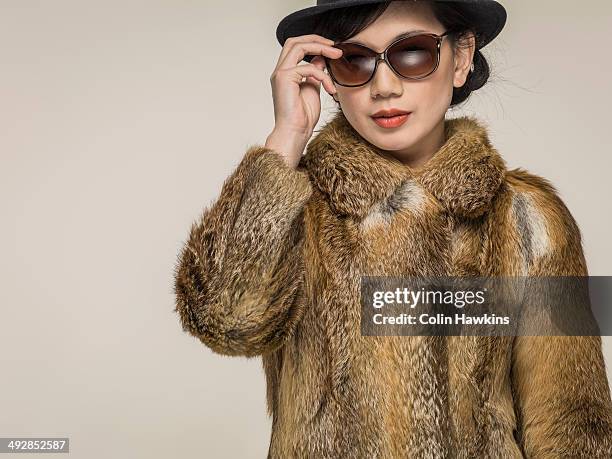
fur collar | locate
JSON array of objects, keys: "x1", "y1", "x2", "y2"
[{"x1": 300, "y1": 110, "x2": 507, "y2": 219}]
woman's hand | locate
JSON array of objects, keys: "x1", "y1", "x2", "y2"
[{"x1": 266, "y1": 34, "x2": 342, "y2": 168}]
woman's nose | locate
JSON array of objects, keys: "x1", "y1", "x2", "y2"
[{"x1": 370, "y1": 60, "x2": 403, "y2": 99}]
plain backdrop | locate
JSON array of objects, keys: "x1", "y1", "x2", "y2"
[{"x1": 1, "y1": 1, "x2": 611, "y2": 458}]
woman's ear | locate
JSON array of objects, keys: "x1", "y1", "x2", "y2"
[{"x1": 453, "y1": 31, "x2": 476, "y2": 89}]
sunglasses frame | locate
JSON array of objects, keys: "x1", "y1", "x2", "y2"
[{"x1": 324, "y1": 30, "x2": 452, "y2": 88}]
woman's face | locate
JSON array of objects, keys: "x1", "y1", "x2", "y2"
[{"x1": 331, "y1": 1, "x2": 475, "y2": 163}]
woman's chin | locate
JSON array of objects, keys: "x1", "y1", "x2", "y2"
[{"x1": 369, "y1": 131, "x2": 418, "y2": 154}]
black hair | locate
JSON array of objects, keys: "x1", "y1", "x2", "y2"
[{"x1": 310, "y1": 0, "x2": 492, "y2": 107}]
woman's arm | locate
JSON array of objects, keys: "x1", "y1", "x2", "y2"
[
  {"x1": 510, "y1": 179, "x2": 612, "y2": 457},
  {"x1": 173, "y1": 144, "x2": 313, "y2": 357}
]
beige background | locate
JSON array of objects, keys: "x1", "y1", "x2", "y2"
[{"x1": 1, "y1": 1, "x2": 610, "y2": 458}]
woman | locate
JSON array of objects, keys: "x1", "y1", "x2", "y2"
[{"x1": 173, "y1": 0, "x2": 612, "y2": 457}]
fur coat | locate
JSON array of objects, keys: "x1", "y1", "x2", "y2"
[{"x1": 173, "y1": 110, "x2": 612, "y2": 458}]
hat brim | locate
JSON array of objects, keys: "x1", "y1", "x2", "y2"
[{"x1": 276, "y1": 0, "x2": 506, "y2": 62}]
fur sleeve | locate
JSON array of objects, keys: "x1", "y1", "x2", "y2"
[
  {"x1": 510, "y1": 177, "x2": 612, "y2": 457},
  {"x1": 173, "y1": 145, "x2": 313, "y2": 357}
]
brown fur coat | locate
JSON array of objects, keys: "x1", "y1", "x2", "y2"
[{"x1": 173, "y1": 110, "x2": 612, "y2": 458}]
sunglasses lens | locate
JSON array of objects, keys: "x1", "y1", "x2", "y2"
[
  {"x1": 327, "y1": 43, "x2": 377, "y2": 86},
  {"x1": 326, "y1": 34, "x2": 440, "y2": 86},
  {"x1": 388, "y1": 35, "x2": 438, "y2": 78}
]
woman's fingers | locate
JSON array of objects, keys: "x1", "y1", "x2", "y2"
[
  {"x1": 293, "y1": 63, "x2": 336, "y2": 94},
  {"x1": 277, "y1": 34, "x2": 335, "y2": 65},
  {"x1": 267, "y1": 34, "x2": 339, "y2": 144},
  {"x1": 303, "y1": 75, "x2": 320, "y2": 89},
  {"x1": 277, "y1": 41, "x2": 342, "y2": 71},
  {"x1": 309, "y1": 56, "x2": 336, "y2": 93},
  {"x1": 310, "y1": 55, "x2": 325, "y2": 69}
]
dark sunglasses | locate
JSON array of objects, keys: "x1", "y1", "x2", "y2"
[{"x1": 323, "y1": 31, "x2": 451, "y2": 87}]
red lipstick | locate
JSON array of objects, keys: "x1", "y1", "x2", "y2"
[{"x1": 371, "y1": 108, "x2": 411, "y2": 129}]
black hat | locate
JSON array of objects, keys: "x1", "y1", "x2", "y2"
[{"x1": 276, "y1": 0, "x2": 506, "y2": 61}]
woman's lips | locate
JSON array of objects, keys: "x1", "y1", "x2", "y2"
[{"x1": 371, "y1": 113, "x2": 411, "y2": 128}]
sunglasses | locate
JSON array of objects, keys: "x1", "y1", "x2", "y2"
[{"x1": 323, "y1": 30, "x2": 451, "y2": 87}]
